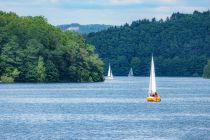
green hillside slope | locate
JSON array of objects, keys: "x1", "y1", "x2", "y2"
[{"x1": 87, "y1": 11, "x2": 210, "y2": 77}]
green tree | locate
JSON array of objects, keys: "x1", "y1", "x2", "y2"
[
  {"x1": 131, "y1": 57, "x2": 141, "y2": 76},
  {"x1": 25, "y1": 64, "x2": 38, "y2": 82},
  {"x1": 0, "y1": 68, "x2": 20, "y2": 83},
  {"x1": 0, "y1": 75, "x2": 14, "y2": 83},
  {"x1": 45, "y1": 60, "x2": 59, "y2": 82},
  {"x1": 37, "y1": 56, "x2": 46, "y2": 82},
  {"x1": 203, "y1": 60, "x2": 210, "y2": 79}
]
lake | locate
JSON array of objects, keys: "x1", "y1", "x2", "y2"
[{"x1": 0, "y1": 77, "x2": 210, "y2": 140}]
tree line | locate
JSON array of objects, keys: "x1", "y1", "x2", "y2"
[
  {"x1": 86, "y1": 11, "x2": 210, "y2": 77},
  {"x1": 0, "y1": 11, "x2": 104, "y2": 83}
]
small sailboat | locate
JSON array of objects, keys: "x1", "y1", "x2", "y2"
[
  {"x1": 107, "y1": 63, "x2": 113, "y2": 80},
  {"x1": 146, "y1": 56, "x2": 161, "y2": 102},
  {"x1": 128, "y1": 67, "x2": 134, "y2": 77}
]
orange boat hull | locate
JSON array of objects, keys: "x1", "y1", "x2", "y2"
[{"x1": 146, "y1": 97, "x2": 161, "y2": 102}]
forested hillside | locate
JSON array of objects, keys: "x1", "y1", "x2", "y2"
[
  {"x1": 0, "y1": 11, "x2": 104, "y2": 83},
  {"x1": 58, "y1": 23, "x2": 112, "y2": 34},
  {"x1": 87, "y1": 11, "x2": 210, "y2": 76}
]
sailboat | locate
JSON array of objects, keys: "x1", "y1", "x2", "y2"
[
  {"x1": 128, "y1": 67, "x2": 134, "y2": 77},
  {"x1": 146, "y1": 56, "x2": 161, "y2": 102},
  {"x1": 107, "y1": 63, "x2": 113, "y2": 80}
]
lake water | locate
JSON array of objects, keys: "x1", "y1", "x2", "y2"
[{"x1": 0, "y1": 77, "x2": 210, "y2": 140}]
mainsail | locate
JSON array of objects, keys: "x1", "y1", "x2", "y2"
[
  {"x1": 107, "y1": 63, "x2": 113, "y2": 79},
  {"x1": 148, "y1": 56, "x2": 156, "y2": 96},
  {"x1": 128, "y1": 67, "x2": 134, "y2": 77}
]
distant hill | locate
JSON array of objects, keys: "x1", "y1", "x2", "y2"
[
  {"x1": 57, "y1": 23, "x2": 112, "y2": 34},
  {"x1": 86, "y1": 11, "x2": 210, "y2": 76}
]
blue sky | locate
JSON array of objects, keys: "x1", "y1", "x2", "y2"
[{"x1": 0, "y1": 0, "x2": 209, "y2": 25}]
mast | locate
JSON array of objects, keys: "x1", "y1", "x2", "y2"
[{"x1": 148, "y1": 56, "x2": 156, "y2": 96}]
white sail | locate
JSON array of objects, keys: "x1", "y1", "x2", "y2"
[
  {"x1": 107, "y1": 63, "x2": 113, "y2": 79},
  {"x1": 148, "y1": 56, "x2": 156, "y2": 96},
  {"x1": 128, "y1": 68, "x2": 134, "y2": 77},
  {"x1": 108, "y1": 64, "x2": 111, "y2": 77}
]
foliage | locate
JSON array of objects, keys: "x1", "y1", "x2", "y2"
[
  {"x1": 203, "y1": 60, "x2": 210, "y2": 79},
  {"x1": 0, "y1": 75, "x2": 14, "y2": 83},
  {"x1": 0, "y1": 11, "x2": 104, "y2": 83},
  {"x1": 0, "y1": 67, "x2": 20, "y2": 82},
  {"x1": 37, "y1": 56, "x2": 46, "y2": 82},
  {"x1": 86, "y1": 11, "x2": 210, "y2": 76}
]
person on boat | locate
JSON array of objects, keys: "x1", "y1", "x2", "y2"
[{"x1": 154, "y1": 92, "x2": 158, "y2": 97}]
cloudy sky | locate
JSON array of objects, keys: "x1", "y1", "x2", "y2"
[{"x1": 0, "y1": 0, "x2": 209, "y2": 25}]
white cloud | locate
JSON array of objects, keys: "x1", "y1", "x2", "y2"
[
  {"x1": 159, "y1": 0, "x2": 176, "y2": 3},
  {"x1": 49, "y1": 0, "x2": 60, "y2": 3},
  {"x1": 110, "y1": 0, "x2": 142, "y2": 5}
]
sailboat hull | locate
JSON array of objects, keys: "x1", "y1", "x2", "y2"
[
  {"x1": 146, "y1": 96, "x2": 161, "y2": 102},
  {"x1": 107, "y1": 77, "x2": 113, "y2": 80}
]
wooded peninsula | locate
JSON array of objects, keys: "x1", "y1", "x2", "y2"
[{"x1": 0, "y1": 11, "x2": 104, "y2": 83}]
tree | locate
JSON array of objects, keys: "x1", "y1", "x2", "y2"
[
  {"x1": 203, "y1": 60, "x2": 210, "y2": 79},
  {"x1": 131, "y1": 57, "x2": 141, "y2": 76},
  {"x1": 45, "y1": 60, "x2": 59, "y2": 82},
  {"x1": 37, "y1": 56, "x2": 46, "y2": 82},
  {"x1": 25, "y1": 64, "x2": 38, "y2": 82},
  {"x1": 0, "y1": 68, "x2": 20, "y2": 83}
]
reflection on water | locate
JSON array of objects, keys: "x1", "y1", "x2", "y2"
[
  {"x1": 1, "y1": 113, "x2": 210, "y2": 122},
  {"x1": 0, "y1": 98, "x2": 145, "y2": 104},
  {"x1": 0, "y1": 77, "x2": 210, "y2": 140}
]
